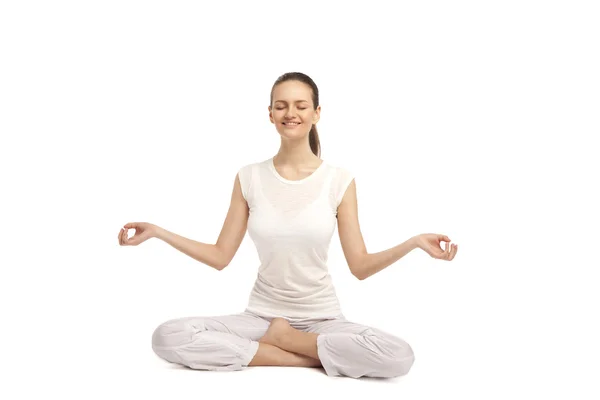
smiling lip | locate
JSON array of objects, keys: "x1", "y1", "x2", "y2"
[{"x1": 283, "y1": 122, "x2": 301, "y2": 127}]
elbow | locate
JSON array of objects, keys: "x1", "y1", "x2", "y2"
[
  {"x1": 214, "y1": 245, "x2": 229, "y2": 271},
  {"x1": 352, "y1": 267, "x2": 366, "y2": 281},
  {"x1": 352, "y1": 254, "x2": 368, "y2": 280},
  {"x1": 352, "y1": 257, "x2": 368, "y2": 280},
  {"x1": 215, "y1": 260, "x2": 228, "y2": 271}
]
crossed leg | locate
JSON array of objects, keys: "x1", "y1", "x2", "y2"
[
  {"x1": 152, "y1": 312, "x2": 319, "y2": 370},
  {"x1": 255, "y1": 316, "x2": 415, "y2": 378},
  {"x1": 153, "y1": 312, "x2": 413, "y2": 377},
  {"x1": 258, "y1": 317, "x2": 319, "y2": 359}
]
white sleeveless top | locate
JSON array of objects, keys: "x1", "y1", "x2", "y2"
[{"x1": 237, "y1": 157, "x2": 355, "y2": 319}]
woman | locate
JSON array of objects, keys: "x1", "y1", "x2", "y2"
[{"x1": 117, "y1": 72, "x2": 458, "y2": 379}]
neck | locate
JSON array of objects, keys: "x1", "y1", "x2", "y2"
[{"x1": 274, "y1": 145, "x2": 319, "y2": 167}]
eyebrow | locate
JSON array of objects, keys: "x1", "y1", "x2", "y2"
[{"x1": 274, "y1": 100, "x2": 310, "y2": 104}]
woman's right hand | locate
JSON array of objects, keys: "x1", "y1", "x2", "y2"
[{"x1": 118, "y1": 222, "x2": 158, "y2": 246}]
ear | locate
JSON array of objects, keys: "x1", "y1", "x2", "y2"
[
  {"x1": 268, "y1": 105, "x2": 274, "y2": 124},
  {"x1": 313, "y1": 105, "x2": 321, "y2": 124}
]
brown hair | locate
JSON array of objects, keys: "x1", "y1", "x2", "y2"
[{"x1": 270, "y1": 72, "x2": 321, "y2": 158}]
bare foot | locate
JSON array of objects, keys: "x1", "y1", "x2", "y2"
[
  {"x1": 249, "y1": 342, "x2": 322, "y2": 368},
  {"x1": 259, "y1": 317, "x2": 291, "y2": 347}
]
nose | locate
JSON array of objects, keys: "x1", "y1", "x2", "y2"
[{"x1": 285, "y1": 107, "x2": 297, "y2": 119}]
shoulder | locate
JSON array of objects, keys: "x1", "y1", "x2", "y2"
[
  {"x1": 236, "y1": 159, "x2": 267, "y2": 201},
  {"x1": 326, "y1": 161, "x2": 354, "y2": 184},
  {"x1": 323, "y1": 161, "x2": 355, "y2": 206},
  {"x1": 237, "y1": 158, "x2": 266, "y2": 176}
]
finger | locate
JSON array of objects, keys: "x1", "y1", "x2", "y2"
[
  {"x1": 447, "y1": 244, "x2": 456, "y2": 260},
  {"x1": 429, "y1": 246, "x2": 441, "y2": 258},
  {"x1": 445, "y1": 242, "x2": 451, "y2": 260},
  {"x1": 437, "y1": 242, "x2": 447, "y2": 259},
  {"x1": 451, "y1": 244, "x2": 458, "y2": 260}
]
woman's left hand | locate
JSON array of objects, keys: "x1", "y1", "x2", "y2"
[{"x1": 413, "y1": 233, "x2": 458, "y2": 261}]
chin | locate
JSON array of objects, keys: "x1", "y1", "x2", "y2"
[{"x1": 279, "y1": 131, "x2": 309, "y2": 140}]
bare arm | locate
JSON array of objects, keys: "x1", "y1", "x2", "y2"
[
  {"x1": 337, "y1": 179, "x2": 419, "y2": 280},
  {"x1": 154, "y1": 173, "x2": 249, "y2": 271},
  {"x1": 154, "y1": 227, "x2": 225, "y2": 270}
]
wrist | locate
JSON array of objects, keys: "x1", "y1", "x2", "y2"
[
  {"x1": 151, "y1": 224, "x2": 164, "y2": 239},
  {"x1": 410, "y1": 235, "x2": 422, "y2": 250}
]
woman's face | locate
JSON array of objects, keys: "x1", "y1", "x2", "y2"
[{"x1": 269, "y1": 80, "x2": 320, "y2": 140}]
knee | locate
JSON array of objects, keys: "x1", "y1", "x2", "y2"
[
  {"x1": 151, "y1": 318, "x2": 200, "y2": 350},
  {"x1": 384, "y1": 337, "x2": 415, "y2": 377},
  {"x1": 363, "y1": 331, "x2": 415, "y2": 378}
]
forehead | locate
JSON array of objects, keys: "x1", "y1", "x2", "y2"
[{"x1": 273, "y1": 81, "x2": 312, "y2": 102}]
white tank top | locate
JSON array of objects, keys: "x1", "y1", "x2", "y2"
[{"x1": 237, "y1": 156, "x2": 355, "y2": 319}]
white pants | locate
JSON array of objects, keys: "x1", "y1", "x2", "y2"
[{"x1": 151, "y1": 310, "x2": 415, "y2": 378}]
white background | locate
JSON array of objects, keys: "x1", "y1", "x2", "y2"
[{"x1": 1, "y1": 0, "x2": 598, "y2": 398}]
